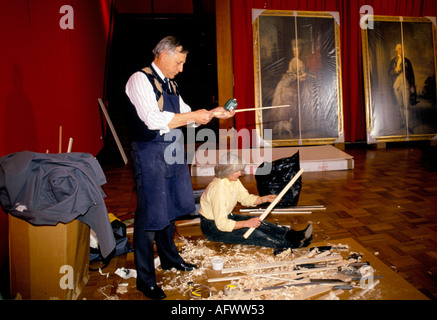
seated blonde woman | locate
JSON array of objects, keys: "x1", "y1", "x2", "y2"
[{"x1": 199, "y1": 153, "x2": 312, "y2": 250}]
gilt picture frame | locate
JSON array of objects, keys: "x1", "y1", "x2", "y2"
[
  {"x1": 253, "y1": 10, "x2": 344, "y2": 146},
  {"x1": 361, "y1": 15, "x2": 437, "y2": 143}
]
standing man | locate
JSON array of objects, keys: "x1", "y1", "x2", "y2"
[
  {"x1": 389, "y1": 44, "x2": 416, "y2": 128},
  {"x1": 125, "y1": 36, "x2": 234, "y2": 299}
]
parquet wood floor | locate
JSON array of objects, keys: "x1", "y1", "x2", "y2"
[{"x1": 79, "y1": 142, "x2": 437, "y2": 300}]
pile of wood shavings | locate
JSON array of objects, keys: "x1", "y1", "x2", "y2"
[
  {"x1": 210, "y1": 246, "x2": 353, "y2": 300},
  {"x1": 158, "y1": 238, "x2": 381, "y2": 300},
  {"x1": 159, "y1": 238, "x2": 216, "y2": 295},
  {"x1": 159, "y1": 237, "x2": 283, "y2": 296}
]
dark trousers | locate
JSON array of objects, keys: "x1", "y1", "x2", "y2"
[
  {"x1": 200, "y1": 213, "x2": 295, "y2": 249},
  {"x1": 133, "y1": 220, "x2": 184, "y2": 287}
]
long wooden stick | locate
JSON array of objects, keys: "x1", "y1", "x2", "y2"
[
  {"x1": 98, "y1": 98, "x2": 128, "y2": 165},
  {"x1": 240, "y1": 205, "x2": 325, "y2": 212},
  {"x1": 213, "y1": 104, "x2": 290, "y2": 115},
  {"x1": 58, "y1": 126, "x2": 62, "y2": 153},
  {"x1": 243, "y1": 168, "x2": 304, "y2": 239},
  {"x1": 67, "y1": 137, "x2": 73, "y2": 153},
  {"x1": 241, "y1": 206, "x2": 325, "y2": 212},
  {"x1": 234, "y1": 104, "x2": 290, "y2": 113},
  {"x1": 248, "y1": 211, "x2": 312, "y2": 215}
]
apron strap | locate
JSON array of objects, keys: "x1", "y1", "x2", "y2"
[{"x1": 141, "y1": 67, "x2": 164, "y2": 111}]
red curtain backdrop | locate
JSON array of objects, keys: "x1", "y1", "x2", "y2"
[
  {"x1": 0, "y1": 0, "x2": 112, "y2": 158},
  {"x1": 0, "y1": 0, "x2": 112, "y2": 271},
  {"x1": 231, "y1": 0, "x2": 437, "y2": 143}
]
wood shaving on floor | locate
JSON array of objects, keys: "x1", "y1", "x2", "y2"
[{"x1": 97, "y1": 284, "x2": 119, "y2": 300}]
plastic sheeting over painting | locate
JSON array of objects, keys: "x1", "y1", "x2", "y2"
[
  {"x1": 255, "y1": 151, "x2": 302, "y2": 207},
  {"x1": 253, "y1": 10, "x2": 344, "y2": 145},
  {"x1": 363, "y1": 17, "x2": 437, "y2": 142}
]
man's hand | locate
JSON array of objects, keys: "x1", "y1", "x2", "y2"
[
  {"x1": 168, "y1": 109, "x2": 214, "y2": 129},
  {"x1": 211, "y1": 106, "x2": 235, "y2": 119},
  {"x1": 192, "y1": 109, "x2": 215, "y2": 124},
  {"x1": 168, "y1": 107, "x2": 233, "y2": 130}
]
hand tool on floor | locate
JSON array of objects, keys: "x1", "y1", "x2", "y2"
[
  {"x1": 213, "y1": 98, "x2": 290, "y2": 115},
  {"x1": 242, "y1": 280, "x2": 354, "y2": 292},
  {"x1": 348, "y1": 252, "x2": 363, "y2": 260},
  {"x1": 347, "y1": 262, "x2": 370, "y2": 268},
  {"x1": 310, "y1": 245, "x2": 348, "y2": 252},
  {"x1": 309, "y1": 279, "x2": 350, "y2": 285},
  {"x1": 293, "y1": 278, "x2": 354, "y2": 290},
  {"x1": 188, "y1": 281, "x2": 212, "y2": 298},
  {"x1": 350, "y1": 275, "x2": 384, "y2": 281},
  {"x1": 296, "y1": 263, "x2": 334, "y2": 269},
  {"x1": 244, "y1": 168, "x2": 304, "y2": 239}
]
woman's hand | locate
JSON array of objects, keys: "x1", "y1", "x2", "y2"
[
  {"x1": 233, "y1": 217, "x2": 262, "y2": 230},
  {"x1": 262, "y1": 195, "x2": 277, "y2": 203},
  {"x1": 255, "y1": 194, "x2": 277, "y2": 205},
  {"x1": 245, "y1": 217, "x2": 262, "y2": 229}
]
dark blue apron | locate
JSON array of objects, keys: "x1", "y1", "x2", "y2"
[{"x1": 130, "y1": 73, "x2": 195, "y2": 231}]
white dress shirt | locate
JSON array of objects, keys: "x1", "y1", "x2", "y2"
[{"x1": 125, "y1": 62, "x2": 193, "y2": 135}]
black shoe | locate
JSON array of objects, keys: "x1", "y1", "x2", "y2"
[
  {"x1": 285, "y1": 229, "x2": 303, "y2": 247},
  {"x1": 299, "y1": 224, "x2": 313, "y2": 248},
  {"x1": 302, "y1": 234, "x2": 313, "y2": 247},
  {"x1": 285, "y1": 223, "x2": 313, "y2": 248},
  {"x1": 137, "y1": 282, "x2": 166, "y2": 300},
  {"x1": 162, "y1": 262, "x2": 198, "y2": 271}
]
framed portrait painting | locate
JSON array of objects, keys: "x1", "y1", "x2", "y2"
[
  {"x1": 252, "y1": 10, "x2": 344, "y2": 146},
  {"x1": 362, "y1": 16, "x2": 437, "y2": 143}
]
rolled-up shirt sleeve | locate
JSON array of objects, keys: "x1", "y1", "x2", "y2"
[{"x1": 236, "y1": 181, "x2": 259, "y2": 207}]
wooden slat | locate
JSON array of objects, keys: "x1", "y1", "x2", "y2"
[
  {"x1": 244, "y1": 169, "x2": 304, "y2": 239},
  {"x1": 221, "y1": 254, "x2": 342, "y2": 274},
  {"x1": 207, "y1": 267, "x2": 338, "y2": 283}
]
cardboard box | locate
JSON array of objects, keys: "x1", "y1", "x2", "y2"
[{"x1": 8, "y1": 214, "x2": 90, "y2": 300}]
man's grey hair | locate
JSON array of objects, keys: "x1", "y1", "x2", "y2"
[
  {"x1": 152, "y1": 36, "x2": 188, "y2": 58},
  {"x1": 214, "y1": 152, "x2": 246, "y2": 179}
]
